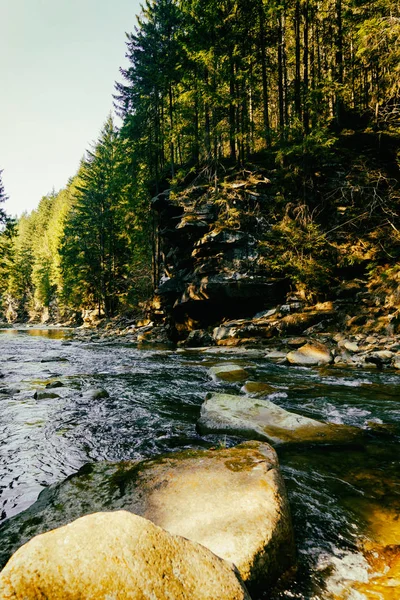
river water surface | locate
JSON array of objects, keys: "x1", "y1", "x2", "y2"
[{"x1": 0, "y1": 327, "x2": 399, "y2": 599}]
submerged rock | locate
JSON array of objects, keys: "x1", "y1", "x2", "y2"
[
  {"x1": 39, "y1": 357, "x2": 69, "y2": 363},
  {"x1": 286, "y1": 341, "x2": 332, "y2": 366},
  {"x1": 197, "y1": 393, "x2": 361, "y2": 446},
  {"x1": 0, "y1": 511, "x2": 251, "y2": 600},
  {"x1": 90, "y1": 388, "x2": 109, "y2": 400},
  {"x1": 0, "y1": 442, "x2": 295, "y2": 593},
  {"x1": 209, "y1": 363, "x2": 249, "y2": 382}
]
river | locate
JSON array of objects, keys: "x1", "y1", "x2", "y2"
[{"x1": 0, "y1": 327, "x2": 399, "y2": 598}]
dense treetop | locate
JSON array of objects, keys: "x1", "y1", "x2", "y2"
[{"x1": 1, "y1": 0, "x2": 399, "y2": 321}]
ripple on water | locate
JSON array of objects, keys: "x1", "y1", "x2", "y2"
[{"x1": 0, "y1": 332, "x2": 400, "y2": 600}]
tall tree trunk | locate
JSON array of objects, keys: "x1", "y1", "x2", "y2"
[
  {"x1": 169, "y1": 83, "x2": 175, "y2": 179},
  {"x1": 303, "y1": 0, "x2": 310, "y2": 133},
  {"x1": 294, "y1": 0, "x2": 302, "y2": 121},
  {"x1": 335, "y1": 0, "x2": 344, "y2": 127},
  {"x1": 258, "y1": 1, "x2": 271, "y2": 146},
  {"x1": 277, "y1": 10, "x2": 285, "y2": 135},
  {"x1": 229, "y1": 51, "x2": 236, "y2": 161}
]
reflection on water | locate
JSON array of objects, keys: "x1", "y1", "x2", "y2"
[
  {"x1": 0, "y1": 330, "x2": 399, "y2": 598},
  {"x1": 0, "y1": 328, "x2": 69, "y2": 339}
]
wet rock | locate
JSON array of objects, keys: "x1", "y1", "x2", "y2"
[
  {"x1": 182, "y1": 329, "x2": 215, "y2": 348},
  {"x1": 0, "y1": 443, "x2": 295, "y2": 593},
  {"x1": 137, "y1": 325, "x2": 173, "y2": 346},
  {"x1": 45, "y1": 381, "x2": 64, "y2": 389},
  {"x1": 90, "y1": 388, "x2": 109, "y2": 400},
  {"x1": 372, "y1": 350, "x2": 394, "y2": 363},
  {"x1": 286, "y1": 337, "x2": 307, "y2": 348},
  {"x1": 278, "y1": 311, "x2": 336, "y2": 335},
  {"x1": 33, "y1": 391, "x2": 60, "y2": 400},
  {"x1": 242, "y1": 381, "x2": 277, "y2": 396},
  {"x1": 0, "y1": 511, "x2": 251, "y2": 600},
  {"x1": 364, "y1": 355, "x2": 384, "y2": 370},
  {"x1": 209, "y1": 364, "x2": 249, "y2": 382},
  {"x1": 339, "y1": 339, "x2": 359, "y2": 353},
  {"x1": 198, "y1": 393, "x2": 361, "y2": 446},
  {"x1": 40, "y1": 357, "x2": 69, "y2": 363},
  {"x1": 393, "y1": 358, "x2": 400, "y2": 370},
  {"x1": 334, "y1": 350, "x2": 357, "y2": 366},
  {"x1": 0, "y1": 388, "x2": 20, "y2": 395},
  {"x1": 287, "y1": 341, "x2": 332, "y2": 366},
  {"x1": 254, "y1": 308, "x2": 277, "y2": 319}
]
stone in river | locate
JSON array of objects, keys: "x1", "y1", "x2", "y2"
[
  {"x1": 0, "y1": 442, "x2": 295, "y2": 594},
  {"x1": 40, "y1": 357, "x2": 69, "y2": 363},
  {"x1": 90, "y1": 388, "x2": 109, "y2": 399},
  {"x1": 242, "y1": 381, "x2": 277, "y2": 396},
  {"x1": 198, "y1": 393, "x2": 361, "y2": 446},
  {"x1": 287, "y1": 341, "x2": 332, "y2": 366},
  {"x1": 45, "y1": 381, "x2": 64, "y2": 389},
  {"x1": 33, "y1": 391, "x2": 60, "y2": 400},
  {"x1": 209, "y1": 363, "x2": 249, "y2": 382},
  {"x1": 0, "y1": 511, "x2": 251, "y2": 600}
]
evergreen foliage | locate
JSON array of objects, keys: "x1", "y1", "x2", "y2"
[{"x1": 1, "y1": 0, "x2": 399, "y2": 320}]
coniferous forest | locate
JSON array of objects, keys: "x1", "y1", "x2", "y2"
[{"x1": 1, "y1": 0, "x2": 400, "y2": 324}]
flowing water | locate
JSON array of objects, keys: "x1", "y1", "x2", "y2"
[{"x1": 0, "y1": 327, "x2": 399, "y2": 598}]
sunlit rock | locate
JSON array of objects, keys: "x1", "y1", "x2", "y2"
[
  {"x1": 287, "y1": 341, "x2": 332, "y2": 366},
  {"x1": 0, "y1": 443, "x2": 295, "y2": 594},
  {"x1": 198, "y1": 393, "x2": 361, "y2": 446},
  {"x1": 209, "y1": 363, "x2": 249, "y2": 382},
  {"x1": 242, "y1": 381, "x2": 277, "y2": 396},
  {"x1": 0, "y1": 511, "x2": 251, "y2": 600},
  {"x1": 338, "y1": 339, "x2": 359, "y2": 353}
]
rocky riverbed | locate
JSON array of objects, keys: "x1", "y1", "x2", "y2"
[{"x1": 0, "y1": 326, "x2": 399, "y2": 598}]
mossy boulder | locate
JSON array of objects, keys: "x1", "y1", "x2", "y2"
[{"x1": 0, "y1": 442, "x2": 295, "y2": 594}]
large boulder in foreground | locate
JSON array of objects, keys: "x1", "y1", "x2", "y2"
[
  {"x1": 198, "y1": 393, "x2": 362, "y2": 446},
  {"x1": 286, "y1": 341, "x2": 332, "y2": 366},
  {"x1": 0, "y1": 511, "x2": 251, "y2": 600},
  {"x1": 0, "y1": 443, "x2": 295, "y2": 594}
]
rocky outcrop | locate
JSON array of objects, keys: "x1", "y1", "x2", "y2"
[
  {"x1": 0, "y1": 511, "x2": 251, "y2": 600},
  {"x1": 198, "y1": 393, "x2": 362, "y2": 446},
  {"x1": 0, "y1": 442, "x2": 295, "y2": 593},
  {"x1": 151, "y1": 182, "x2": 288, "y2": 335}
]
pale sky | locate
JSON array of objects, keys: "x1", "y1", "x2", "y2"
[{"x1": 1, "y1": 0, "x2": 141, "y2": 216}]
